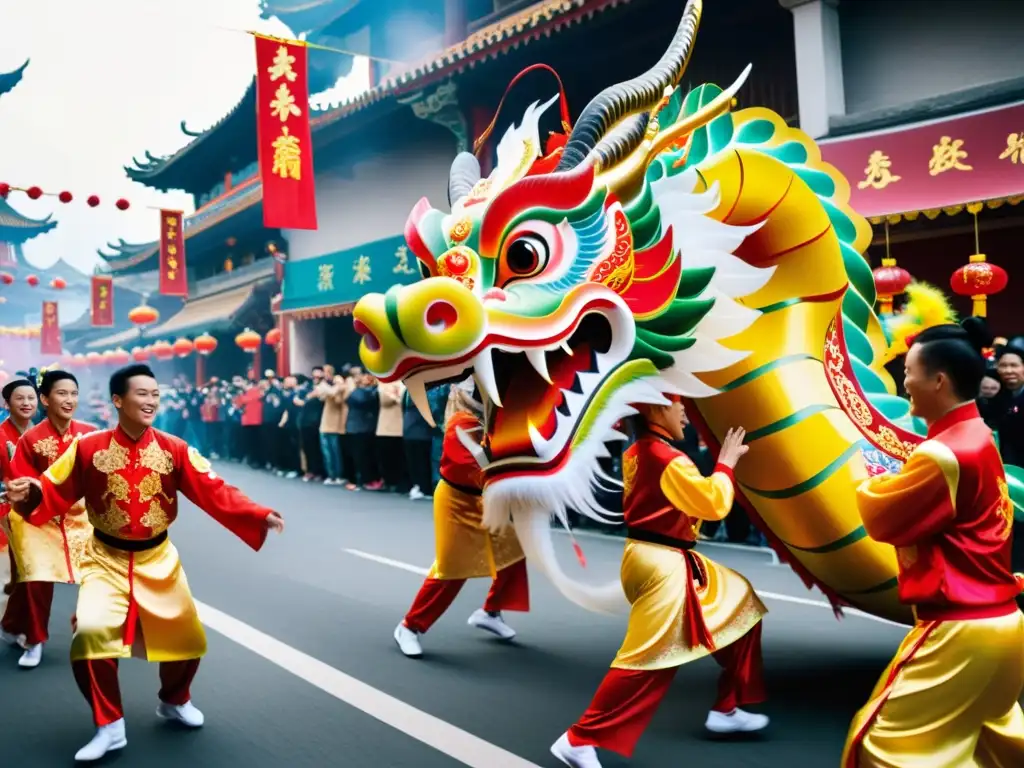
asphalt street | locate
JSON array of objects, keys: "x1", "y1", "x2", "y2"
[{"x1": 0, "y1": 462, "x2": 956, "y2": 767}]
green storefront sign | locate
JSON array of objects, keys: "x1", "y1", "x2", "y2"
[{"x1": 280, "y1": 235, "x2": 420, "y2": 312}]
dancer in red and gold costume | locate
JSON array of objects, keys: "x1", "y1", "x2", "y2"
[
  {"x1": 0, "y1": 378, "x2": 39, "y2": 656},
  {"x1": 393, "y1": 381, "x2": 528, "y2": 657},
  {"x1": 552, "y1": 396, "x2": 767, "y2": 768},
  {"x1": 3, "y1": 370, "x2": 95, "y2": 669},
  {"x1": 843, "y1": 324, "x2": 1024, "y2": 768},
  {"x1": 7, "y1": 364, "x2": 285, "y2": 763}
]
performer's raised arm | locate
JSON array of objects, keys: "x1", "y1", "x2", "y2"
[
  {"x1": 174, "y1": 441, "x2": 282, "y2": 551},
  {"x1": 856, "y1": 442, "x2": 957, "y2": 546},
  {"x1": 10, "y1": 436, "x2": 83, "y2": 525},
  {"x1": 659, "y1": 427, "x2": 745, "y2": 521}
]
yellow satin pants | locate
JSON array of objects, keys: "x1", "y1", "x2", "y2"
[{"x1": 843, "y1": 611, "x2": 1024, "y2": 767}]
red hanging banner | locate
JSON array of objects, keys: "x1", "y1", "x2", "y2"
[
  {"x1": 159, "y1": 209, "x2": 188, "y2": 297},
  {"x1": 254, "y1": 35, "x2": 318, "y2": 230},
  {"x1": 90, "y1": 275, "x2": 114, "y2": 326},
  {"x1": 40, "y1": 300, "x2": 61, "y2": 355}
]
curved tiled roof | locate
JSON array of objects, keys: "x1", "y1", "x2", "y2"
[
  {"x1": 0, "y1": 59, "x2": 28, "y2": 98},
  {"x1": 0, "y1": 196, "x2": 57, "y2": 243}
]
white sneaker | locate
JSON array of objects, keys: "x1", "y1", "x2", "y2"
[
  {"x1": 467, "y1": 608, "x2": 516, "y2": 640},
  {"x1": 393, "y1": 623, "x2": 423, "y2": 657},
  {"x1": 74, "y1": 719, "x2": 127, "y2": 762},
  {"x1": 409, "y1": 486, "x2": 424, "y2": 501},
  {"x1": 156, "y1": 700, "x2": 205, "y2": 728},
  {"x1": 18, "y1": 643, "x2": 42, "y2": 668},
  {"x1": 705, "y1": 708, "x2": 769, "y2": 734},
  {"x1": 1, "y1": 629, "x2": 25, "y2": 648},
  {"x1": 550, "y1": 732, "x2": 602, "y2": 767},
  {"x1": 285, "y1": 471, "x2": 298, "y2": 479}
]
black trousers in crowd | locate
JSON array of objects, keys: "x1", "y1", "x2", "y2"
[
  {"x1": 339, "y1": 434, "x2": 354, "y2": 483},
  {"x1": 277, "y1": 428, "x2": 302, "y2": 474},
  {"x1": 244, "y1": 425, "x2": 264, "y2": 467},
  {"x1": 300, "y1": 425, "x2": 324, "y2": 478},
  {"x1": 403, "y1": 438, "x2": 434, "y2": 494},
  {"x1": 347, "y1": 433, "x2": 380, "y2": 486},
  {"x1": 375, "y1": 436, "x2": 406, "y2": 490}
]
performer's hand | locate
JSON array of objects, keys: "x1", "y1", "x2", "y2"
[
  {"x1": 5, "y1": 478, "x2": 32, "y2": 505},
  {"x1": 718, "y1": 427, "x2": 749, "y2": 468},
  {"x1": 265, "y1": 511, "x2": 285, "y2": 534}
]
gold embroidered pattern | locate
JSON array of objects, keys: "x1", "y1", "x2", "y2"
[
  {"x1": 997, "y1": 477, "x2": 1014, "y2": 541},
  {"x1": 623, "y1": 452, "x2": 639, "y2": 496},
  {"x1": 139, "y1": 441, "x2": 174, "y2": 475},
  {"x1": 138, "y1": 470, "x2": 171, "y2": 504},
  {"x1": 140, "y1": 500, "x2": 170, "y2": 534},
  {"x1": 824, "y1": 320, "x2": 917, "y2": 461},
  {"x1": 896, "y1": 545, "x2": 917, "y2": 570},
  {"x1": 93, "y1": 440, "x2": 129, "y2": 474},
  {"x1": 105, "y1": 472, "x2": 130, "y2": 503},
  {"x1": 187, "y1": 446, "x2": 212, "y2": 474},
  {"x1": 33, "y1": 436, "x2": 59, "y2": 462}
]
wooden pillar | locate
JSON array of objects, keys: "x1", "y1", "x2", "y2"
[
  {"x1": 444, "y1": 0, "x2": 468, "y2": 47},
  {"x1": 277, "y1": 315, "x2": 291, "y2": 376},
  {"x1": 195, "y1": 353, "x2": 205, "y2": 386}
]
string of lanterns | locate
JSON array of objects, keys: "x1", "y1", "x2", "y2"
[
  {"x1": 0, "y1": 272, "x2": 67, "y2": 288},
  {"x1": 0, "y1": 183, "x2": 130, "y2": 210}
]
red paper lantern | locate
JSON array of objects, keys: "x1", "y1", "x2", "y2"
[
  {"x1": 25, "y1": 274, "x2": 39, "y2": 287},
  {"x1": 111, "y1": 348, "x2": 131, "y2": 365},
  {"x1": 101, "y1": 350, "x2": 118, "y2": 364},
  {"x1": 87, "y1": 195, "x2": 100, "y2": 207},
  {"x1": 872, "y1": 257, "x2": 912, "y2": 315},
  {"x1": 265, "y1": 327, "x2": 282, "y2": 347},
  {"x1": 71, "y1": 353, "x2": 86, "y2": 368},
  {"x1": 59, "y1": 191, "x2": 73, "y2": 204},
  {"x1": 0, "y1": 183, "x2": 9, "y2": 198},
  {"x1": 0, "y1": 272, "x2": 13, "y2": 285},
  {"x1": 49, "y1": 277, "x2": 67, "y2": 290},
  {"x1": 85, "y1": 351, "x2": 103, "y2": 366},
  {"x1": 115, "y1": 198, "x2": 130, "y2": 211},
  {"x1": 235, "y1": 328, "x2": 261, "y2": 353},
  {"x1": 151, "y1": 340, "x2": 174, "y2": 361},
  {"x1": 26, "y1": 186, "x2": 42, "y2": 200},
  {"x1": 950, "y1": 253, "x2": 1009, "y2": 317},
  {"x1": 194, "y1": 333, "x2": 218, "y2": 355},
  {"x1": 128, "y1": 304, "x2": 159, "y2": 326},
  {"x1": 131, "y1": 346, "x2": 151, "y2": 362},
  {"x1": 173, "y1": 338, "x2": 194, "y2": 358}
]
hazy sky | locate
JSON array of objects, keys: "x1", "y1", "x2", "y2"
[{"x1": 0, "y1": 0, "x2": 368, "y2": 279}]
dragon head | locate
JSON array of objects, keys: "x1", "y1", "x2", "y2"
[{"x1": 353, "y1": 0, "x2": 774, "y2": 527}]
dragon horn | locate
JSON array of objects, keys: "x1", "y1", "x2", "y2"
[
  {"x1": 556, "y1": 0, "x2": 703, "y2": 172},
  {"x1": 447, "y1": 152, "x2": 482, "y2": 208}
]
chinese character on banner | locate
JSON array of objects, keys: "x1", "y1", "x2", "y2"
[
  {"x1": 254, "y1": 35, "x2": 318, "y2": 230},
  {"x1": 317, "y1": 264, "x2": 334, "y2": 292},
  {"x1": 393, "y1": 245, "x2": 416, "y2": 275},
  {"x1": 40, "y1": 301, "x2": 62, "y2": 355},
  {"x1": 928, "y1": 136, "x2": 973, "y2": 176},
  {"x1": 159, "y1": 209, "x2": 188, "y2": 297},
  {"x1": 999, "y1": 132, "x2": 1024, "y2": 165},
  {"x1": 353, "y1": 255, "x2": 372, "y2": 284},
  {"x1": 90, "y1": 275, "x2": 114, "y2": 326},
  {"x1": 858, "y1": 150, "x2": 901, "y2": 190}
]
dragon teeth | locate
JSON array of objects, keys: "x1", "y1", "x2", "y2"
[
  {"x1": 527, "y1": 421, "x2": 551, "y2": 457},
  {"x1": 560, "y1": 341, "x2": 574, "y2": 356},
  {"x1": 472, "y1": 349, "x2": 503, "y2": 407},
  {"x1": 405, "y1": 376, "x2": 435, "y2": 427},
  {"x1": 526, "y1": 348, "x2": 552, "y2": 384},
  {"x1": 455, "y1": 425, "x2": 490, "y2": 468}
]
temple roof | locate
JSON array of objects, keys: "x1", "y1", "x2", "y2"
[
  {"x1": 124, "y1": 79, "x2": 258, "y2": 195},
  {"x1": 0, "y1": 196, "x2": 57, "y2": 243},
  {"x1": 0, "y1": 59, "x2": 28, "y2": 98}
]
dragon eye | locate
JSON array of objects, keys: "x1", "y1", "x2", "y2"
[{"x1": 504, "y1": 234, "x2": 548, "y2": 277}]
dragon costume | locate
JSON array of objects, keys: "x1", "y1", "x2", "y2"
[{"x1": 353, "y1": 0, "x2": 1024, "y2": 625}]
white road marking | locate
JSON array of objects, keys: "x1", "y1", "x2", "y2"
[
  {"x1": 195, "y1": 600, "x2": 541, "y2": 768},
  {"x1": 343, "y1": 549, "x2": 907, "y2": 630}
]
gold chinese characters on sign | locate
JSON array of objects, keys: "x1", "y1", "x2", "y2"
[
  {"x1": 317, "y1": 264, "x2": 334, "y2": 292},
  {"x1": 858, "y1": 150, "x2": 901, "y2": 190},
  {"x1": 267, "y1": 45, "x2": 303, "y2": 181},
  {"x1": 98, "y1": 283, "x2": 109, "y2": 311},
  {"x1": 928, "y1": 136, "x2": 972, "y2": 176},
  {"x1": 999, "y1": 132, "x2": 1024, "y2": 165},
  {"x1": 393, "y1": 245, "x2": 415, "y2": 275},
  {"x1": 353, "y1": 255, "x2": 371, "y2": 284},
  {"x1": 164, "y1": 214, "x2": 180, "y2": 281}
]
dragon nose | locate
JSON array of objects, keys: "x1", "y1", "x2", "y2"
[{"x1": 353, "y1": 278, "x2": 486, "y2": 375}]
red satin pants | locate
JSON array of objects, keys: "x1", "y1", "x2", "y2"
[
  {"x1": 1, "y1": 580, "x2": 54, "y2": 646},
  {"x1": 72, "y1": 657, "x2": 201, "y2": 726},
  {"x1": 403, "y1": 559, "x2": 530, "y2": 634},
  {"x1": 568, "y1": 621, "x2": 765, "y2": 757}
]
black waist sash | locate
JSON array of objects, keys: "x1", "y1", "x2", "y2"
[
  {"x1": 625, "y1": 527, "x2": 705, "y2": 586},
  {"x1": 440, "y1": 474, "x2": 482, "y2": 497},
  {"x1": 94, "y1": 529, "x2": 168, "y2": 552}
]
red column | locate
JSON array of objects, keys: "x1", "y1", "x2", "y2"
[
  {"x1": 195, "y1": 353, "x2": 205, "y2": 386},
  {"x1": 277, "y1": 315, "x2": 291, "y2": 376}
]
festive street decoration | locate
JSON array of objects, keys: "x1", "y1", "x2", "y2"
[
  {"x1": 0, "y1": 272, "x2": 13, "y2": 285},
  {"x1": 194, "y1": 333, "x2": 218, "y2": 355},
  {"x1": 951, "y1": 254, "x2": 1008, "y2": 317},
  {"x1": 49, "y1": 277, "x2": 66, "y2": 290},
  {"x1": 235, "y1": 328, "x2": 261, "y2": 353},
  {"x1": 131, "y1": 346, "x2": 150, "y2": 362},
  {"x1": 110, "y1": 348, "x2": 131, "y2": 366},
  {"x1": 71, "y1": 353, "x2": 86, "y2": 368},
  {"x1": 128, "y1": 303, "x2": 159, "y2": 327},
  {"x1": 91, "y1": 276, "x2": 114, "y2": 326},
  {"x1": 872, "y1": 258, "x2": 912, "y2": 315},
  {"x1": 151, "y1": 340, "x2": 174, "y2": 361},
  {"x1": 159, "y1": 210, "x2": 188, "y2": 296},
  {"x1": 85, "y1": 351, "x2": 102, "y2": 366},
  {"x1": 25, "y1": 274, "x2": 38, "y2": 286},
  {"x1": 0, "y1": 184, "x2": 134, "y2": 210},
  {"x1": 254, "y1": 35, "x2": 317, "y2": 230},
  {"x1": 265, "y1": 327, "x2": 282, "y2": 347},
  {"x1": 172, "y1": 338, "x2": 194, "y2": 358},
  {"x1": 39, "y1": 301, "x2": 61, "y2": 355}
]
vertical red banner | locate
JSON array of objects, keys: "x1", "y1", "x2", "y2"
[
  {"x1": 254, "y1": 35, "x2": 318, "y2": 230},
  {"x1": 159, "y1": 209, "x2": 188, "y2": 297},
  {"x1": 91, "y1": 275, "x2": 114, "y2": 326},
  {"x1": 40, "y1": 301, "x2": 61, "y2": 355}
]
